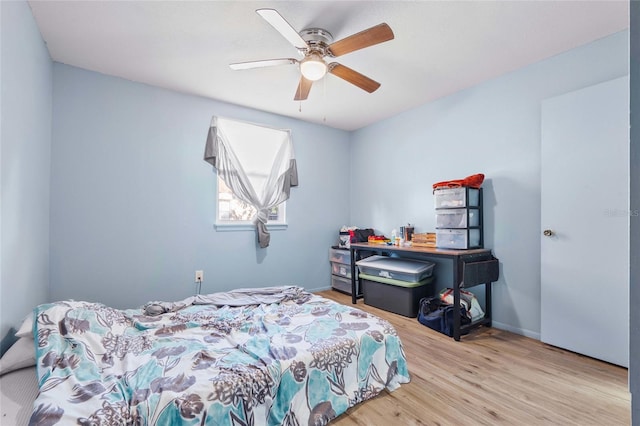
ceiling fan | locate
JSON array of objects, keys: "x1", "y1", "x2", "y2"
[{"x1": 229, "y1": 9, "x2": 394, "y2": 101}]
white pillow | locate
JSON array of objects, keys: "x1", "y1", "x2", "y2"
[
  {"x1": 15, "y1": 313, "x2": 33, "y2": 338},
  {"x1": 0, "y1": 337, "x2": 36, "y2": 376}
]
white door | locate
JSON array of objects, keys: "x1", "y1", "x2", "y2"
[{"x1": 541, "y1": 76, "x2": 629, "y2": 367}]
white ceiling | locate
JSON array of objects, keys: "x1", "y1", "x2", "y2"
[{"x1": 28, "y1": 1, "x2": 629, "y2": 131}]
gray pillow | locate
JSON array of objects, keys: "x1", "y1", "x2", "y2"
[
  {"x1": 0, "y1": 337, "x2": 36, "y2": 376},
  {"x1": 0, "y1": 327, "x2": 19, "y2": 358}
]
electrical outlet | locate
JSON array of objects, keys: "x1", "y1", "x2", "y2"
[{"x1": 195, "y1": 270, "x2": 203, "y2": 283}]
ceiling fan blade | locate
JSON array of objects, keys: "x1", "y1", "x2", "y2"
[
  {"x1": 294, "y1": 76, "x2": 313, "y2": 101},
  {"x1": 328, "y1": 63, "x2": 381, "y2": 93},
  {"x1": 230, "y1": 58, "x2": 298, "y2": 70},
  {"x1": 328, "y1": 23, "x2": 394, "y2": 57},
  {"x1": 256, "y1": 9, "x2": 308, "y2": 51}
]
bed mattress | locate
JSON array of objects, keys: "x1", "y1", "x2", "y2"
[{"x1": 13, "y1": 286, "x2": 409, "y2": 425}]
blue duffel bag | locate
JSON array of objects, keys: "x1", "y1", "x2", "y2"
[{"x1": 417, "y1": 297, "x2": 470, "y2": 337}]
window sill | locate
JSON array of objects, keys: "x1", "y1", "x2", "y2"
[{"x1": 214, "y1": 223, "x2": 288, "y2": 232}]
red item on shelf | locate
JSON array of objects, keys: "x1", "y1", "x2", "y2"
[{"x1": 432, "y1": 173, "x2": 485, "y2": 191}]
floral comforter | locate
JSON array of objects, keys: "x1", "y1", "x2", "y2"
[{"x1": 28, "y1": 286, "x2": 410, "y2": 425}]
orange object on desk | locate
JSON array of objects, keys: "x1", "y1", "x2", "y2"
[{"x1": 368, "y1": 235, "x2": 390, "y2": 244}]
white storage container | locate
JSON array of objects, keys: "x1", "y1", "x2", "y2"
[
  {"x1": 436, "y1": 208, "x2": 480, "y2": 228},
  {"x1": 331, "y1": 275, "x2": 352, "y2": 294},
  {"x1": 329, "y1": 248, "x2": 351, "y2": 264},
  {"x1": 434, "y1": 187, "x2": 480, "y2": 208},
  {"x1": 436, "y1": 228, "x2": 482, "y2": 249},
  {"x1": 331, "y1": 261, "x2": 352, "y2": 279},
  {"x1": 356, "y1": 255, "x2": 435, "y2": 282}
]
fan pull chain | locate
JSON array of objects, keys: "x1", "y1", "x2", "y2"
[{"x1": 322, "y1": 75, "x2": 327, "y2": 122}]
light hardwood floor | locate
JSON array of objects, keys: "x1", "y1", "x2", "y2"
[{"x1": 317, "y1": 290, "x2": 630, "y2": 426}]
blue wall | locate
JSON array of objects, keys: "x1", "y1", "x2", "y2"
[
  {"x1": 50, "y1": 64, "x2": 350, "y2": 309},
  {"x1": 0, "y1": 1, "x2": 53, "y2": 339},
  {"x1": 0, "y1": 2, "x2": 635, "y2": 418},
  {"x1": 0, "y1": 2, "x2": 630, "y2": 345},
  {"x1": 349, "y1": 30, "x2": 629, "y2": 338}
]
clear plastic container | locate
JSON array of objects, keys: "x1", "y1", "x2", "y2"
[
  {"x1": 329, "y1": 248, "x2": 351, "y2": 264},
  {"x1": 436, "y1": 228, "x2": 481, "y2": 249},
  {"x1": 331, "y1": 275, "x2": 352, "y2": 294},
  {"x1": 436, "y1": 208, "x2": 480, "y2": 228},
  {"x1": 331, "y1": 261, "x2": 352, "y2": 278},
  {"x1": 434, "y1": 187, "x2": 480, "y2": 208},
  {"x1": 356, "y1": 255, "x2": 435, "y2": 282}
]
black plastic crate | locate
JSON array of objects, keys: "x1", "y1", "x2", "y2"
[{"x1": 361, "y1": 274, "x2": 435, "y2": 318}]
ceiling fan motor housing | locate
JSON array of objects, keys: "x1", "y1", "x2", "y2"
[{"x1": 299, "y1": 28, "x2": 333, "y2": 56}]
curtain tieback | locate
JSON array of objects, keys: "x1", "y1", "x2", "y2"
[{"x1": 254, "y1": 209, "x2": 269, "y2": 225}]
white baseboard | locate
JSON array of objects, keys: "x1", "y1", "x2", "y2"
[
  {"x1": 308, "y1": 285, "x2": 333, "y2": 293},
  {"x1": 491, "y1": 320, "x2": 540, "y2": 340}
]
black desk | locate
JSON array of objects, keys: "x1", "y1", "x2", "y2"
[{"x1": 349, "y1": 242, "x2": 499, "y2": 341}]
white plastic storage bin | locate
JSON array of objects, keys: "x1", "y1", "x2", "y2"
[
  {"x1": 331, "y1": 275, "x2": 352, "y2": 294},
  {"x1": 331, "y1": 261, "x2": 352, "y2": 279},
  {"x1": 436, "y1": 208, "x2": 480, "y2": 228},
  {"x1": 356, "y1": 255, "x2": 435, "y2": 282},
  {"x1": 436, "y1": 228, "x2": 482, "y2": 249},
  {"x1": 329, "y1": 248, "x2": 351, "y2": 264},
  {"x1": 434, "y1": 187, "x2": 480, "y2": 209}
]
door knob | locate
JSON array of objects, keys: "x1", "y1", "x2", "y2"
[{"x1": 543, "y1": 229, "x2": 554, "y2": 237}]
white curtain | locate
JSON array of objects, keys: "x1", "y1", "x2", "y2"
[{"x1": 204, "y1": 116, "x2": 298, "y2": 248}]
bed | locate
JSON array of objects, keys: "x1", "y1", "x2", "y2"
[{"x1": 0, "y1": 286, "x2": 409, "y2": 425}]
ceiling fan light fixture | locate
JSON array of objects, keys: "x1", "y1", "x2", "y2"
[{"x1": 300, "y1": 53, "x2": 327, "y2": 81}]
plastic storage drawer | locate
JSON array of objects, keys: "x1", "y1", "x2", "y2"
[
  {"x1": 356, "y1": 255, "x2": 435, "y2": 282},
  {"x1": 360, "y1": 273, "x2": 435, "y2": 317},
  {"x1": 434, "y1": 187, "x2": 480, "y2": 208},
  {"x1": 436, "y1": 228, "x2": 481, "y2": 249},
  {"x1": 436, "y1": 208, "x2": 480, "y2": 228},
  {"x1": 329, "y1": 248, "x2": 351, "y2": 264},
  {"x1": 331, "y1": 275, "x2": 352, "y2": 294},
  {"x1": 331, "y1": 261, "x2": 352, "y2": 279}
]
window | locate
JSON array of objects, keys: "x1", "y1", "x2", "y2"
[
  {"x1": 216, "y1": 176, "x2": 286, "y2": 226},
  {"x1": 205, "y1": 116, "x2": 297, "y2": 245}
]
